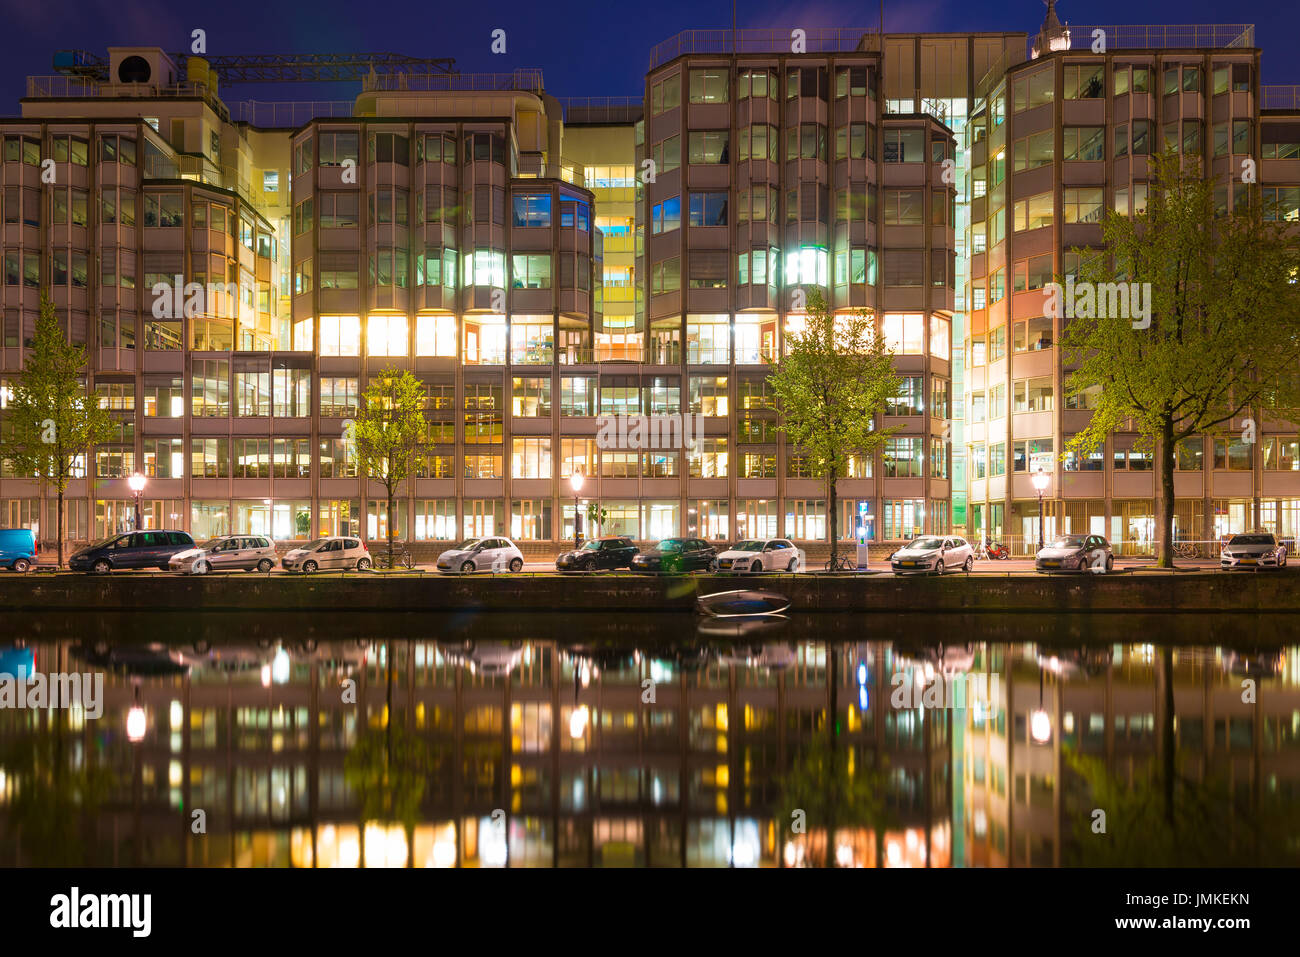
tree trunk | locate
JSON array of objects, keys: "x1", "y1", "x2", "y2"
[
  {"x1": 1161, "y1": 646, "x2": 1175, "y2": 827},
  {"x1": 386, "y1": 479, "x2": 396, "y2": 568},
  {"x1": 1158, "y1": 416, "x2": 1176, "y2": 568},
  {"x1": 57, "y1": 487, "x2": 65, "y2": 569},
  {"x1": 828, "y1": 465, "x2": 839, "y2": 568},
  {"x1": 825, "y1": 649, "x2": 838, "y2": 866}
]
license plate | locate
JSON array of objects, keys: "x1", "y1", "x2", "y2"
[
  {"x1": 1240, "y1": 558, "x2": 1257, "y2": 564},
  {"x1": 901, "y1": 561, "x2": 915, "y2": 567},
  {"x1": 1043, "y1": 560, "x2": 1059, "y2": 567}
]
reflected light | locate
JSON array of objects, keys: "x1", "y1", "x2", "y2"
[
  {"x1": 1031, "y1": 708, "x2": 1052, "y2": 743},
  {"x1": 127, "y1": 704, "x2": 146, "y2": 743},
  {"x1": 272, "y1": 647, "x2": 291, "y2": 684},
  {"x1": 432, "y1": 839, "x2": 457, "y2": 868},
  {"x1": 569, "y1": 704, "x2": 590, "y2": 739}
]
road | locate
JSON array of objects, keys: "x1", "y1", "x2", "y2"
[{"x1": 24, "y1": 556, "x2": 1280, "y2": 576}]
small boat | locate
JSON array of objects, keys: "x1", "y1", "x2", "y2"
[{"x1": 696, "y1": 589, "x2": 790, "y2": 618}]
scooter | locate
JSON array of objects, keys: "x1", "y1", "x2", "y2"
[{"x1": 982, "y1": 541, "x2": 1010, "y2": 560}]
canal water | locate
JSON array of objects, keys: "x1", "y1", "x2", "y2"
[{"x1": 0, "y1": 611, "x2": 1296, "y2": 867}]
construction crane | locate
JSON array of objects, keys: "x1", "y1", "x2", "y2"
[{"x1": 53, "y1": 50, "x2": 457, "y2": 83}]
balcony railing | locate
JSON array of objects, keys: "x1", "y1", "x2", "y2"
[
  {"x1": 1262, "y1": 85, "x2": 1300, "y2": 111},
  {"x1": 1026, "y1": 23, "x2": 1255, "y2": 58},
  {"x1": 26, "y1": 75, "x2": 230, "y2": 121},
  {"x1": 235, "y1": 100, "x2": 354, "y2": 128},
  {"x1": 361, "y1": 69, "x2": 544, "y2": 94},
  {"x1": 649, "y1": 28, "x2": 881, "y2": 69},
  {"x1": 556, "y1": 97, "x2": 644, "y2": 124}
]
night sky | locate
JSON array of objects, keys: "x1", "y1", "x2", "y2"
[{"x1": 0, "y1": 0, "x2": 1296, "y2": 112}]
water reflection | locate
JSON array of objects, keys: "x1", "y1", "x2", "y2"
[{"x1": 1, "y1": 612, "x2": 1298, "y2": 867}]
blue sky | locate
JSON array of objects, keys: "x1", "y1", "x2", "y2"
[{"x1": 0, "y1": 0, "x2": 1294, "y2": 111}]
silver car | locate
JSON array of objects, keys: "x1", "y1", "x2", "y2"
[
  {"x1": 1036, "y1": 533, "x2": 1113, "y2": 574},
  {"x1": 281, "y1": 536, "x2": 372, "y2": 573},
  {"x1": 1220, "y1": 532, "x2": 1288, "y2": 571},
  {"x1": 890, "y1": 536, "x2": 974, "y2": 575},
  {"x1": 436, "y1": 537, "x2": 525, "y2": 573},
  {"x1": 169, "y1": 535, "x2": 279, "y2": 574}
]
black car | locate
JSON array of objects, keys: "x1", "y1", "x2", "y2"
[
  {"x1": 69, "y1": 529, "x2": 196, "y2": 573},
  {"x1": 556, "y1": 536, "x2": 639, "y2": 572},
  {"x1": 630, "y1": 537, "x2": 716, "y2": 573}
]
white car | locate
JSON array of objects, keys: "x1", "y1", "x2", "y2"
[
  {"x1": 437, "y1": 537, "x2": 525, "y2": 573},
  {"x1": 1220, "y1": 532, "x2": 1288, "y2": 571},
  {"x1": 712, "y1": 539, "x2": 805, "y2": 573},
  {"x1": 890, "y1": 536, "x2": 974, "y2": 575},
  {"x1": 281, "y1": 536, "x2": 372, "y2": 573}
]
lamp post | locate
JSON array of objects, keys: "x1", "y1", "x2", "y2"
[
  {"x1": 569, "y1": 470, "x2": 584, "y2": 551},
  {"x1": 127, "y1": 472, "x2": 147, "y2": 531},
  {"x1": 1031, "y1": 468, "x2": 1049, "y2": 552}
]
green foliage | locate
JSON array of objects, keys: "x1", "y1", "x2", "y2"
[
  {"x1": 1060, "y1": 151, "x2": 1300, "y2": 564},
  {"x1": 353, "y1": 368, "x2": 427, "y2": 561},
  {"x1": 343, "y1": 724, "x2": 433, "y2": 835},
  {"x1": 1, "y1": 293, "x2": 116, "y2": 564},
  {"x1": 1, "y1": 726, "x2": 116, "y2": 866},
  {"x1": 767, "y1": 290, "x2": 900, "y2": 557},
  {"x1": 585, "y1": 501, "x2": 609, "y2": 536},
  {"x1": 776, "y1": 737, "x2": 890, "y2": 867},
  {"x1": 1, "y1": 293, "x2": 115, "y2": 488},
  {"x1": 1064, "y1": 747, "x2": 1300, "y2": 866}
]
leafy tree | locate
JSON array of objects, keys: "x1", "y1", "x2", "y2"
[
  {"x1": 768, "y1": 290, "x2": 900, "y2": 566},
  {"x1": 585, "y1": 501, "x2": 609, "y2": 539},
  {"x1": 1059, "y1": 151, "x2": 1300, "y2": 566},
  {"x1": 352, "y1": 368, "x2": 427, "y2": 568},
  {"x1": 776, "y1": 737, "x2": 890, "y2": 867},
  {"x1": 1063, "y1": 747, "x2": 1300, "y2": 866},
  {"x1": 0, "y1": 293, "x2": 115, "y2": 567},
  {"x1": 1, "y1": 720, "x2": 116, "y2": 865}
]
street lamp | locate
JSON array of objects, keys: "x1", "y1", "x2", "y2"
[
  {"x1": 127, "y1": 472, "x2": 147, "y2": 531},
  {"x1": 569, "y1": 469, "x2": 585, "y2": 551},
  {"x1": 1031, "y1": 468, "x2": 1049, "y2": 552}
]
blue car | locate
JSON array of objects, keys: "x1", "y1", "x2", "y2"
[{"x1": 0, "y1": 528, "x2": 37, "y2": 573}]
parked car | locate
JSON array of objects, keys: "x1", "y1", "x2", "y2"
[
  {"x1": 280, "y1": 537, "x2": 372, "y2": 573},
  {"x1": 890, "y1": 536, "x2": 974, "y2": 575},
  {"x1": 555, "y1": 536, "x2": 638, "y2": 572},
  {"x1": 69, "y1": 530, "x2": 196, "y2": 573},
  {"x1": 630, "y1": 537, "x2": 716, "y2": 573},
  {"x1": 437, "y1": 537, "x2": 525, "y2": 573},
  {"x1": 1035, "y1": 533, "x2": 1114, "y2": 574},
  {"x1": 711, "y1": 538, "x2": 804, "y2": 573},
  {"x1": 0, "y1": 528, "x2": 37, "y2": 573},
  {"x1": 439, "y1": 641, "x2": 525, "y2": 678},
  {"x1": 169, "y1": 534, "x2": 279, "y2": 574},
  {"x1": 1220, "y1": 531, "x2": 1288, "y2": 570}
]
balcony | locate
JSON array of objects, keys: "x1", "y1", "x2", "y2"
[
  {"x1": 26, "y1": 75, "x2": 230, "y2": 122},
  {"x1": 1030, "y1": 23, "x2": 1255, "y2": 59},
  {"x1": 648, "y1": 28, "x2": 882, "y2": 69}
]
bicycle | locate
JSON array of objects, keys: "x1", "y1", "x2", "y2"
[
  {"x1": 374, "y1": 546, "x2": 415, "y2": 570},
  {"x1": 824, "y1": 555, "x2": 857, "y2": 572},
  {"x1": 1173, "y1": 541, "x2": 1200, "y2": 560}
]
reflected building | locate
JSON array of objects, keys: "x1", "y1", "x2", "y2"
[{"x1": 1, "y1": 632, "x2": 1295, "y2": 867}]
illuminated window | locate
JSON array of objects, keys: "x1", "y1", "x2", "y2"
[{"x1": 367, "y1": 315, "x2": 408, "y2": 357}]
